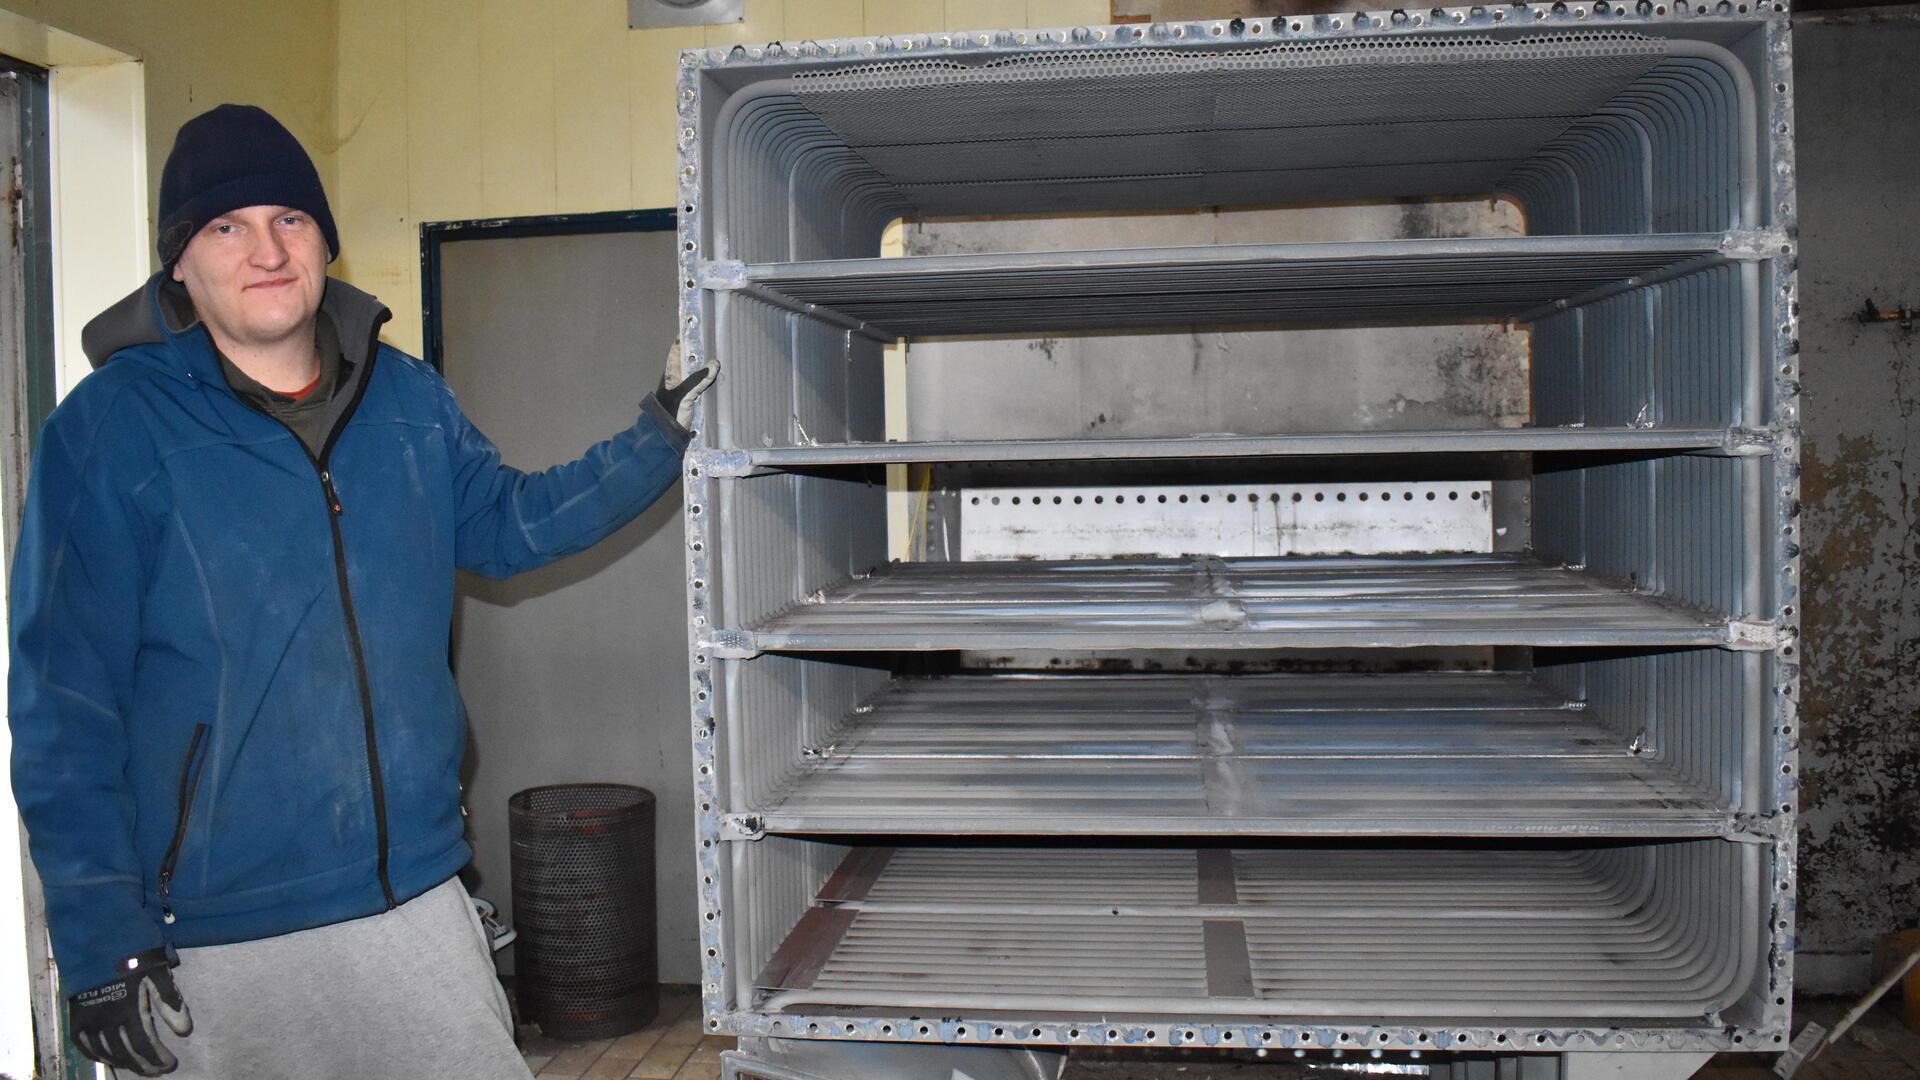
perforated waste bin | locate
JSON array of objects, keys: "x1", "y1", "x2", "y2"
[{"x1": 509, "y1": 783, "x2": 658, "y2": 1040}]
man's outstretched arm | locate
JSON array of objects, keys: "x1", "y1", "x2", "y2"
[{"x1": 445, "y1": 345, "x2": 716, "y2": 580}]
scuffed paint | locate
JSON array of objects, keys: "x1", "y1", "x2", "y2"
[
  {"x1": 1788, "y1": 15, "x2": 1920, "y2": 987},
  {"x1": 1797, "y1": 354, "x2": 1920, "y2": 964}
]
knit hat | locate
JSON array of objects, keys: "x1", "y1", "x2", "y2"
[{"x1": 156, "y1": 104, "x2": 339, "y2": 270}]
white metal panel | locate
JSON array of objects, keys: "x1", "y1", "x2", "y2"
[{"x1": 961, "y1": 481, "x2": 1492, "y2": 561}]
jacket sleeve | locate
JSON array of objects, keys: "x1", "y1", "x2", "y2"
[
  {"x1": 443, "y1": 387, "x2": 691, "y2": 580},
  {"x1": 7, "y1": 409, "x2": 163, "y2": 996}
]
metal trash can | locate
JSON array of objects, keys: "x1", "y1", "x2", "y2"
[{"x1": 509, "y1": 783, "x2": 658, "y2": 1040}]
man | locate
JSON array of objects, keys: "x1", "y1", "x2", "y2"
[{"x1": 7, "y1": 105, "x2": 713, "y2": 1077}]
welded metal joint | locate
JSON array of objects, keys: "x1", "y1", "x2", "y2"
[
  {"x1": 720, "y1": 814, "x2": 767, "y2": 841},
  {"x1": 1726, "y1": 620, "x2": 1781, "y2": 651},
  {"x1": 700, "y1": 260, "x2": 749, "y2": 290},
  {"x1": 703, "y1": 630, "x2": 760, "y2": 660},
  {"x1": 1719, "y1": 228, "x2": 1793, "y2": 261},
  {"x1": 691, "y1": 448, "x2": 756, "y2": 478}
]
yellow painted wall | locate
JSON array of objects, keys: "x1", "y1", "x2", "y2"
[
  {"x1": 0, "y1": 0, "x2": 339, "y2": 245},
  {"x1": 333, "y1": 0, "x2": 1111, "y2": 356}
]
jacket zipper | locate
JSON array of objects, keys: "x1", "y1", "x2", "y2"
[
  {"x1": 234, "y1": 337, "x2": 397, "y2": 909},
  {"x1": 157, "y1": 723, "x2": 211, "y2": 925}
]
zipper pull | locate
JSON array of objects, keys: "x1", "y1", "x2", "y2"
[
  {"x1": 320, "y1": 470, "x2": 343, "y2": 515},
  {"x1": 158, "y1": 875, "x2": 175, "y2": 924}
]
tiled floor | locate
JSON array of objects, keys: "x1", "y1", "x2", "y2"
[
  {"x1": 519, "y1": 988, "x2": 731, "y2": 1080},
  {"x1": 522, "y1": 992, "x2": 1920, "y2": 1079}
]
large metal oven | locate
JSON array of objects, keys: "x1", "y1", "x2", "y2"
[{"x1": 673, "y1": 9, "x2": 1800, "y2": 1077}]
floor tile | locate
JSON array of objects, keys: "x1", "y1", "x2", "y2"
[
  {"x1": 539, "y1": 1037, "x2": 612, "y2": 1077},
  {"x1": 629, "y1": 1009, "x2": 708, "y2": 1079}
]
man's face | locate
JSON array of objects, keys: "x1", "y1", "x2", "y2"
[{"x1": 170, "y1": 204, "x2": 327, "y2": 351}]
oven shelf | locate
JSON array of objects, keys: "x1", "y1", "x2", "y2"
[
  {"x1": 703, "y1": 232, "x2": 1763, "y2": 337},
  {"x1": 756, "y1": 841, "x2": 1752, "y2": 1020},
  {"x1": 710, "y1": 553, "x2": 1762, "y2": 656},
  {"x1": 749, "y1": 673, "x2": 1734, "y2": 838}
]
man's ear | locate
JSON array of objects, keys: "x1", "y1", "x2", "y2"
[{"x1": 170, "y1": 259, "x2": 186, "y2": 284}]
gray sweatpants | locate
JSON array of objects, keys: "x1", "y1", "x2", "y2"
[{"x1": 122, "y1": 876, "x2": 534, "y2": 1080}]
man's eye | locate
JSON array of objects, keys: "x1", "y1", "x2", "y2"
[
  {"x1": 213, "y1": 224, "x2": 236, "y2": 235},
  {"x1": 280, "y1": 215, "x2": 305, "y2": 226}
]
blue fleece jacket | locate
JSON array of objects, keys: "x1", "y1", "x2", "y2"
[{"x1": 7, "y1": 273, "x2": 689, "y2": 994}]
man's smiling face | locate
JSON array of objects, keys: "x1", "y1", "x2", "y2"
[{"x1": 170, "y1": 204, "x2": 328, "y2": 352}]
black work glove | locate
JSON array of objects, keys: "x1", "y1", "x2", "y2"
[
  {"x1": 654, "y1": 341, "x2": 718, "y2": 431},
  {"x1": 70, "y1": 947, "x2": 192, "y2": 1076}
]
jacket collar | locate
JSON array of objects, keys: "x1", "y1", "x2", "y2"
[{"x1": 81, "y1": 272, "x2": 392, "y2": 389}]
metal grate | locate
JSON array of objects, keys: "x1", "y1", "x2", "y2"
[
  {"x1": 713, "y1": 233, "x2": 1743, "y2": 337},
  {"x1": 717, "y1": 553, "x2": 1743, "y2": 655},
  {"x1": 755, "y1": 673, "x2": 1732, "y2": 837},
  {"x1": 694, "y1": 426, "x2": 1766, "y2": 474},
  {"x1": 757, "y1": 842, "x2": 1752, "y2": 1020}
]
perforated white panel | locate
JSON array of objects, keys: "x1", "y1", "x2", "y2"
[{"x1": 960, "y1": 481, "x2": 1492, "y2": 561}]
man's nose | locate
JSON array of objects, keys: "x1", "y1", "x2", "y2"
[{"x1": 249, "y1": 224, "x2": 289, "y2": 269}]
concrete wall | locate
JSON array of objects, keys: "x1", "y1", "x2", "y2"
[
  {"x1": 332, "y1": 0, "x2": 1110, "y2": 357},
  {"x1": 1788, "y1": 7, "x2": 1920, "y2": 992}
]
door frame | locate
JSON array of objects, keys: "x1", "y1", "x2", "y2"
[{"x1": 418, "y1": 208, "x2": 677, "y2": 372}]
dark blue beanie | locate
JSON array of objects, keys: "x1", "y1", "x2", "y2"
[{"x1": 156, "y1": 104, "x2": 339, "y2": 269}]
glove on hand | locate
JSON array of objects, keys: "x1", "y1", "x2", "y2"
[
  {"x1": 655, "y1": 341, "x2": 718, "y2": 431},
  {"x1": 70, "y1": 948, "x2": 192, "y2": 1076}
]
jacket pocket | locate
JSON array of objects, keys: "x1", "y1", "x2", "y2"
[{"x1": 157, "y1": 723, "x2": 210, "y2": 924}]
